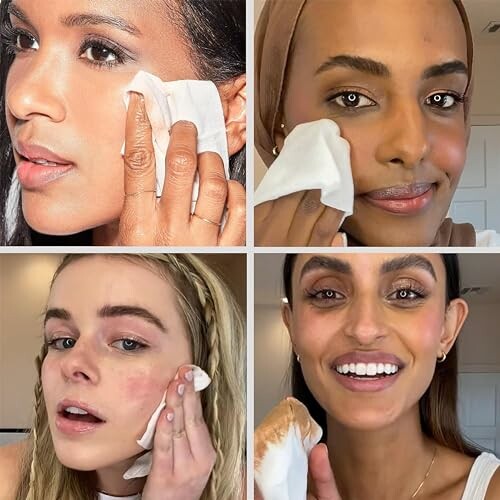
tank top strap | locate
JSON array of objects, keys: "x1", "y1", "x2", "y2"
[{"x1": 461, "y1": 452, "x2": 500, "y2": 500}]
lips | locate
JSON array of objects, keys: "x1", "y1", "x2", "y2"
[
  {"x1": 55, "y1": 399, "x2": 106, "y2": 434},
  {"x1": 14, "y1": 142, "x2": 75, "y2": 190},
  {"x1": 362, "y1": 183, "x2": 435, "y2": 215}
]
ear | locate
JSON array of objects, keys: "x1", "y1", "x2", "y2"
[
  {"x1": 281, "y1": 301, "x2": 294, "y2": 344},
  {"x1": 218, "y1": 74, "x2": 246, "y2": 156},
  {"x1": 439, "y1": 298, "x2": 469, "y2": 356}
]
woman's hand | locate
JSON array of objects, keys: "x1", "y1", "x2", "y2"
[
  {"x1": 255, "y1": 192, "x2": 345, "y2": 246},
  {"x1": 119, "y1": 93, "x2": 246, "y2": 246},
  {"x1": 307, "y1": 444, "x2": 342, "y2": 500},
  {"x1": 142, "y1": 366, "x2": 216, "y2": 500}
]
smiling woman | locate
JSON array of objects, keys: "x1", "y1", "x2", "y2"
[
  {"x1": 0, "y1": 0, "x2": 246, "y2": 246},
  {"x1": 254, "y1": 0, "x2": 498, "y2": 247},
  {"x1": 0, "y1": 254, "x2": 246, "y2": 499},
  {"x1": 254, "y1": 253, "x2": 500, "y2": 499}
]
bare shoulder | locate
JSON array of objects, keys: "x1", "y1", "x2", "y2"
[
  {"x1": 0, "y1": 440, "x2": 27, "y2": 499},
  {"x1": 485, "y1": 466, "x2": 500, "y2": 500}
]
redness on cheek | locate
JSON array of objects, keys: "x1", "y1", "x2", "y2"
[
  {"x1": 430, "y1": 134, "x2": 467, "y2": 181},
  {"x1": 124, "y1": 374, "x2": 167, "y2": 410}
]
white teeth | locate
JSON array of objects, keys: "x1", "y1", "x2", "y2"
[
  {"x1": 32, "y1": 159, "x2": 59, "y2": 166},
  {"x1": 65, "y1": 406, "x2": 89, "y2": 415},
  {"x1": 335, "y1": 362, "x2": 400, "y2": 376}
]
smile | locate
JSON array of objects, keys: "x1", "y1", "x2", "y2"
[
  {"x1": 362, "y1": 183, "x2": 435, "y2": 215},
  {"x1": 335, "y1": 362, "x2": 400, "y2": 377}
]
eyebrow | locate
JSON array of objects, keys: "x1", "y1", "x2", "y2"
[
  {"x1": 300, "y1": 256, "x2": 352, "y2": 280},
  {"x1": 380, "y1": 255, "x2": 437, "y2": 280},
  {"x1": 7, "y1": 4, "x2": 141, "y2": 37},
  {"x1": 315, "y1": 55, "x2": 390, "y2": 78},
  {"x1": 44, "y1": 305, "x2": 167, "y2": 333},
  {"x1": 61, "y1": 13, "x2": 142, "y2": 36},
  {"x1": 421, "y1": 60, "x2": 468, "y2": 80}
]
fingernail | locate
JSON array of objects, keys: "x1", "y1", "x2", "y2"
[
  {"x1": 184, "y1": 370, "x2": 194, "y2": 382},
  {"x1": 177, "y1": 384, "x2": 185, "y2": 396},
  {"x1": 166, "y1": 412, "x2": 174, "y2": 422}
]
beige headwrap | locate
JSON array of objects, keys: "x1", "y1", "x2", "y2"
[{"x1": 255, "y1": 0, "x2": 476, "y2": 246}]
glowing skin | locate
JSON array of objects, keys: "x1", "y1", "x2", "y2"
[
  {"x1": 280, "y1": 0, "x2": 469, "y2": 246},
  {"x1": 5, "y1": 0, "x2": 198, "y2": 236},
  {"x1": 41, "y1": 256, "x2": 192, "y2": 492},
  {"x1": 284, "y1": 254, "x2": 466, "y2": 431}
]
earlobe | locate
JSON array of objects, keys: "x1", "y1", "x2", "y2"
[
  {"x1": 218, "y1": 74, "x2": 246, "y2": 156},
  {"x1": 440, "y1": 298, "x2": 469, "y2": 354}
]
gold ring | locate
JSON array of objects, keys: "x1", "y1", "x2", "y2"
[
  {"x1": 124, "y1": 190, "x2": 156, "y2": 198},
  {"x1": 192, "y1": 213, "x2": 222, "y2": 227}
]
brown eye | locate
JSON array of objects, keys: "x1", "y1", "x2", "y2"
[
  {"x1": 425, "y1": 93, "x2": 460, "y2": 109},
  {"x1": 82, "y1": 45, "x2": 117, "y2": 63},
  {"x1": 16, "y1": 32, "x2": 39, "y2": 50},
  {"x1": 329, "y1": 91, "x2": 375, "y2": 109}
]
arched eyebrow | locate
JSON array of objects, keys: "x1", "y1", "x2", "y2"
[
  {"x1": 299, "y1": 256, "x2": 352, "y2": 280},
  {"x1": 44, "y1": 305, "x2": 166, "y2": 333},
  {"x1": 422, "y1": 60, "x2": 468, "y2": 80},
  {"x1": 380, "y1": 255, "x2": 437, "y2": 281},
  {"x1": 315, "y1": 55, "x2": 390, "y2": 78},
  {"x1": 61, "y1": 13, "x2": 142, "y2": 37},
  {"x1": 7, "y1": 3, "x2": 141, "y2": 37}
]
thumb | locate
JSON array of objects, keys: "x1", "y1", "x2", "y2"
[{"x1": 309, "y1": 444, "x2": 342, "y2": 500}]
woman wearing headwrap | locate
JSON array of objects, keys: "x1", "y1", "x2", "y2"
[{"x1": 255, "y1": 0, "x2": 498, "y2": 247}]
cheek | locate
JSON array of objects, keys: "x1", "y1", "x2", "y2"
[{"x1": 428, "y1": 124, "x2": 467, "y2": 185}]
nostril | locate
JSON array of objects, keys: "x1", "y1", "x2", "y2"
[{"x1": 389, "y1": 158, "x2": 404, "y2": 165}]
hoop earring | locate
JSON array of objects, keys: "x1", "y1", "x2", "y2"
[
  {"x1": 437, "y1": 352, "x2": 447, "y2": 363},
  {"x1": 296, "y1": 354, "x2": 301, "y2": 363},
  {"x1": 272, "y1": 145, "x2": 279, "y2": 156}
]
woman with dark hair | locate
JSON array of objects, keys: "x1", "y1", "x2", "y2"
[
  {"x1": 256, "y1": 253, "x2": 500, "y2": 499},
  {"x1": 0, "y1": 0, "x2": 246, "y2": 246},
  {"x1": 254, "y1": 0, "x2": 499, "y2": 247}
]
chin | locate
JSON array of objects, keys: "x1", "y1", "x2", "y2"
[
  {"x1": 332, "y1": 403, "x2": 403, "y2": 431},
  {"x1": 22, "y1": 194, "x2": 122, "y2": 236}
]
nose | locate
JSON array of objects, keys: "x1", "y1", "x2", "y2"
[
  {"x1": 375, "y1": 99, "x2": 430, "y2": 169},
  {"x1": 6, "y1": 50, "x2": 67, "y2": 123},
  {"x1": 59, "y1": 341, "x2": 99, "y2": 384},
  {"x1": 343, "y1": 293, "x2": 388, "y2": 346}
]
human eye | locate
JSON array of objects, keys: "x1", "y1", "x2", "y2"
[
  {"x1": 386, "y1": 280, "x2": 428, "y2": 306},
  {"x1": 46, "y1": 337, "x2": 76, "y2": 350},
  {"x1": 425, "y1": 91, "x2": 464, "y2": 110},
  {"x1": 327, "y1": 90, "x2": 376, "y2": 111},
  {"x1": 111, "y1": 338, "x2": 147, "y2": 352},
  {"x1": 79, "y1": 36, "x2": 131, "y2": 69},
  {"x1": 1, "y1": 24, "x2": 39, "y2": 55},
  {"x1": 304, "y1": 287, "x2": 346, "y2": 308}
]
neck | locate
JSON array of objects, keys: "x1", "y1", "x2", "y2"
[
  {"x1": 326, "y1": 407, "x2": 436, "y2": 500},
  {"x1": 93, "y1": 221, "x2": 120, "y2": 246},
  {"x1": 95, "y1": 454, "x2": 146, "y2": 497}
]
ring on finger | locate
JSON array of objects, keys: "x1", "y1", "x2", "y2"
[
  {"x1": 191, "y1": 212, "x2": 222, "y2": 227},
  {"x1": 125, "y1": 189, "x2": 156, "y2": 197}
]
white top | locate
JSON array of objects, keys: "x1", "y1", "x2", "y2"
[
  {"x1": 476, "y1": 230, "x2": 500, "y2": 247},
  {"x1": 97, "y1": 493, "x2": 141, "y2": 500},
  {"x1": 461, "y1": 452, "x2": 500, "y2": 500}
]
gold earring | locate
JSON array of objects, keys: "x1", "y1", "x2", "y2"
[
  {"x1": 296, "y1": 353, "x2": 301, "y2": 363},
  {"x1": 272, "y1": 145, "x2": 279, "y2": 156},
  {"x1": 437, "y1": 352, "x2": 447, "y2": 363}
]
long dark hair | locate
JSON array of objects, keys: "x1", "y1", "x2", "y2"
[
  {"x1": 283, "y1": 253, "x2": 482, "y2": 457},
  {"x1": 0, "y1": 0, "x2": 246, "y2": 245}
]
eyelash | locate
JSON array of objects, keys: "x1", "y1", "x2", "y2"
[
  {"x1": 1, "y1": 23, "x2": 131, "y2": 69},
  {"x1": 326, "y1": 89, "x2": 465, "y2": 113},
  {"x1": 45, "y1": 336, "x2": 148, "y2": 352}
]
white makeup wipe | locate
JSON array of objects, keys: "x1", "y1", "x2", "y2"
[
  {"x1": 123, "y1": 365, "x2": 211, "y2": 480},
  {"x1": 254, "y1": 119, "x2": 354, "y2": 224},
  {"x1": 123, "y1": 70, "x2": 230, "y2": 203},
  {"x1": 254, "y1": 397, "x2": 323, "y2": 500}
]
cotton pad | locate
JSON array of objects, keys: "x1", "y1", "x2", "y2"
[
  {"x1": 254, "y1": 397, "x2": 323, "y2": 500},
  {"x1": 123, "y1": 365, "x2": 211, "y2": 480},
  {"x1": 254, "y1": 119, "x2": 354, "y2": 224},
  {"x1": 123, "y1": 71, "x2": 230, "y2": 205}
]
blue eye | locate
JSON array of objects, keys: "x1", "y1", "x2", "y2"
[
  {"x1": 47, "y1": 337, "x2": 76, "y2": 350},
  {"x1": 112, "y1": 339, "x2": 146, "y2": 352}
]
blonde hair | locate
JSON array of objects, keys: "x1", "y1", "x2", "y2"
[{"x1": 15, "y1": 254, "x2": 246, "y2": 500}]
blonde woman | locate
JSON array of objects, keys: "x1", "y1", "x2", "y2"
[{"x1": 0, "y1": 254, "x2": 245, "y2": 499}]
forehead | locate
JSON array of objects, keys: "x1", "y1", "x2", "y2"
[
  {"x1": 48, "y1": 257, "x2": 177, "y2": 315},
  {"x1": 293, "y1": 0, "x2": 467, "y2": 74}
]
